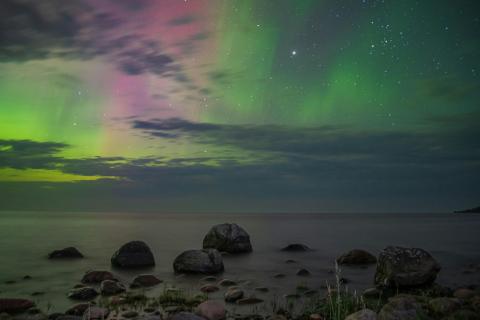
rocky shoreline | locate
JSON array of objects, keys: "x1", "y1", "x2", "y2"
[{"x1": 1, "y1": 223, "x2": 479, "y2": 320}]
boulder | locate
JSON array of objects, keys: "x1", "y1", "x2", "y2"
[
  {"x1": 0, "y1": 299, "x2": 35, "y2": 314},
  {"x1": 203, "y1": 224, "x2": 252, "y2": 253},
  {"x1": 428, "y1": 297, "x2": 461, "y2": 317},
  {"x1": 169, "y1": 312, "x2": 206, "y2": 320},
  {"x1": 345, "y1": 309, "x2": 377, "y2": 320},
  {"x1": 224, "y1": 289, "x2": 244, "y2": 303},
  {"x1": 196, "y1": 301, "x2": 226, "y2": 320},
  {"x1": 82, "y1": 307, "x2": 109, "y2": 320},
  {"x1": 81, "y1": 271, "x2": 114, "y2": 284},
  {"x1": 281, "y1": 244, "x2": 310, "y2": 252},
  {"x1": 378, "y1": 295, "x2": 426, "y2": 320},
  {"x1": 111, "y1": 241, "x2": 155, "y2": 268},
  {"x1": 67, "y1": 287, "x2": 98, "y2": 301},
  {"x1": 48, "y1": 247, "x2": 83, "y2": 259},
  {"x1": 374, "y1": 246, "x2": 440, "y2": 289},
  {"x1": 173, "y1": 249, "x2": 224, "y2": 274},
  {"x1": 131, "y1": 274, "x2": 162, "y2": 288},
  {"x1": 337, "y1": 249, "x2": 377, "y2": 265},
  {"x1": 100, "y1": 280, "x2": 125, "y2": 296}
]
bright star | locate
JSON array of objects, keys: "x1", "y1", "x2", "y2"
[{"x1": 292, "y1": 50, "x2": 297, "y2": 56}]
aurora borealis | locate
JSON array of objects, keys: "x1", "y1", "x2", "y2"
[{"x1": 0, "y1": 0, "x2": 479, "y2": 212}]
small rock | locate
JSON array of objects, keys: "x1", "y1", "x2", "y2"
[
  {"x1": 48, "y1": 247, "x2": 83, "y2": 259},
  {"x1": 309, "y1": 314, "x2": 323, "y2": 320},
  {"x1": 200, "y1": 285, "x2": 219, "y2": 293},
  {"x1": 296, "y1": 268, "x2": 310, "y2": 276},
  {"x1": 82, "y1": 307, "x2": 109, "y2": 320},
  {"x1": 378, "y1": 295, "x2": 426, "y2": 320},
  {"x1": 31, "y1": 292, "x2": 45, "y2": 297},
  {"x1": 100, "y1": 280, "x2": 125, "y2": 296},
  {"x1": 281, "y1": 244, "x2": 310, "y2": 252},
  {"x1": 130, "y1": 274, "x2": 162, "y2": 288},
  {"x1": 429, "y1": 297, "x2": 461, "y2": 317},
  {"x1": 121, "y1": 311, "x2": 138, "y2": 319},
  {"x1": 445, "y1": 309, "x2": 480, "y2": 320},
  {"x1": 345, "y1": 309, "x2": 377, "y2": 320},
  {"x1": 23, "y1": 275, "x2": 32, "y2": 280},
  {"x1": 68, "y1": 287, "x2": 98, "y2": 301},
  {"x1": 4, "y1": 281, "x2": 15, "y2": 285},
  {"x1": 285, "y1": 260, "x2": 297, "y2": 264},
  {"x1": 65, "y1": 304, "x2": 91, "y2": 316},
  {"x1": 225, "y1": 289, "x2": 244, "y2": 303},
  {"x1": 283, "y1": 294, "x2": 300, "y2": 299},
  {"x1": 81, "y1": 271, "x2": 115, "y2": 284},
  {"x1": 111, "y1": 241, "x2": 155, "y2": 268},
  {"x1": 273, "y1": 274, "x2": 286, "y2": 279},
  {"x1": 200, "y1": 277, "x2": 217, "y2": 282},
  {"x1": 236, "y1": 297, "x2": 263, "y2": 305},
  {"x1": 169, "y1": 312, "x2": 206, "y2": 320},
  {"x1": 203, "y1": 223, "x2": 252, "y2": 253},
  {"x1": 196, "y1": 300, "x2": 226, "y2": 320},
  {"x1": 254, "y1": 287, "x2": 269, "y2": 293},
  {"x1": 363, "y1": 288, "x2": 381, "y2": 299},
  {"x1": 453, "y1": 288, "x2": 475, "y2": 300},
  {"x1": 0, "y1": 298, "x2": 35, "y2": 314},
  {"x1": 218, "y1": 279, "x2": 236, "y2": 287},
  {"x1": 337, "y1": 249, "x2": 377, "y2": 265}
]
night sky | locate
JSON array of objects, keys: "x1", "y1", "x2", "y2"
[{"x1": 0, "y1": 0, "x2": 479, "y2": 213}]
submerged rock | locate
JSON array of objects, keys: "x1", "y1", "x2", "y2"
[
  {"x1": 111, "y1": 241, "x2": 155, "y2": 268},
  {"x1": 68, "y1": 287, "x2": 98, "y2": 301},
  {"x1": 281, "y1": 244, "x2": 310, "y2": 252},
  {"x1": 218, "y1": 279, "x2": 236, "y2": 287},
  {"x1": 203, "y1": 223, "x2": 252, "y2": 253},
  {"x1": 196, "y1": 300, "x2": 226, "y2": 320},
  {"x1": 65, "y1": 304, "x2": 91, "y2": 316},
  {"x1": 173, "y1": 249, "x2": 224, "y2": 274},
  {"x1": 100, "y1": 280, "x2": 125, "y2": 296},
  {"x1": 296, "y1": 268, "x2": 311, "y2": 276},
  {"x1": 337, "y1": 249, "x2": 377, "y2": 265},
  {"x1": 0, "y1": 298, "x2": 35, "y2": 314},
  {"x1": 453, "y1": 288, "x2": 476, "y2": 300},
  {"x1": 200, "y1": 285, "x2": 219, "y2": 293},
  {"x1": 374, "y1": 246, "x2": 440, "y2": 289},
  {"x1": 48, "y1": 247, "x2": 84, "y2": 259},
  {"x1": 345, "y1": 309, "x2": 377, "y2": 320},
  {"x1": 81, "y1": 271, "x2": 115, "y2": 284},
  {"x1": 130, "y1": 274, "x2": 162, "y2": 288}
]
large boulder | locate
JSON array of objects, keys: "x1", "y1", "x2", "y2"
[
  {"x1": 195, "y1": 300, "x2": 226, "y2": 320},
  {"x1": 174, "y1": 249, "x2": 224, "y2": 274},
  {"x1": 48, "y1": 247, "x2": 83, "y2": 259},
  {"x1": 224, "y1": 288, "x2": 244, "y2": 303},
  {"x1": 81, "y1": 271, "x2": 115, "y2": 284},
  {"x1": 374, "y1": 246, "x2": 440, "y2": 289},
  {"x1": 111, "y1": 241, "x2": 155, "y2": 268},
  {"x1": 202, "y1": 224, "x2": 252, "y2": 253},
  {"x1": 337, "y1": 249, "x2": 377, "y2": 265},
  {"x1": 0, "y1": 299, "x2": 35, "y2": 314}
]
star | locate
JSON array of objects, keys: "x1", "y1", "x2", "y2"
[{"x1": 291, "y1": 50, "x2": 297, "y2": 56}]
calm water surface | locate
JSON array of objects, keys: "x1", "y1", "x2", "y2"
[{"x1": 0, "y1": 211, "x2": 479, "y2": 312}]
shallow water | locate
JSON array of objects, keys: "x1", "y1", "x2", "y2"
[{"x1": 0, "y1": 211, "x2": 479, "y2": 312}]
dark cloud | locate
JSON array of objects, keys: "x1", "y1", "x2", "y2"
[
  {"x1": 0, "y1": 0, "x2": 177, "y2": 77},
  {"x1": 0, "y1": 139, "x2": 67, "y2": 169}
]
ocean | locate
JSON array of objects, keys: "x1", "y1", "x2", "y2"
[{"x1": 0, "y1": 211, "x2": 479, "y2": 312}]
